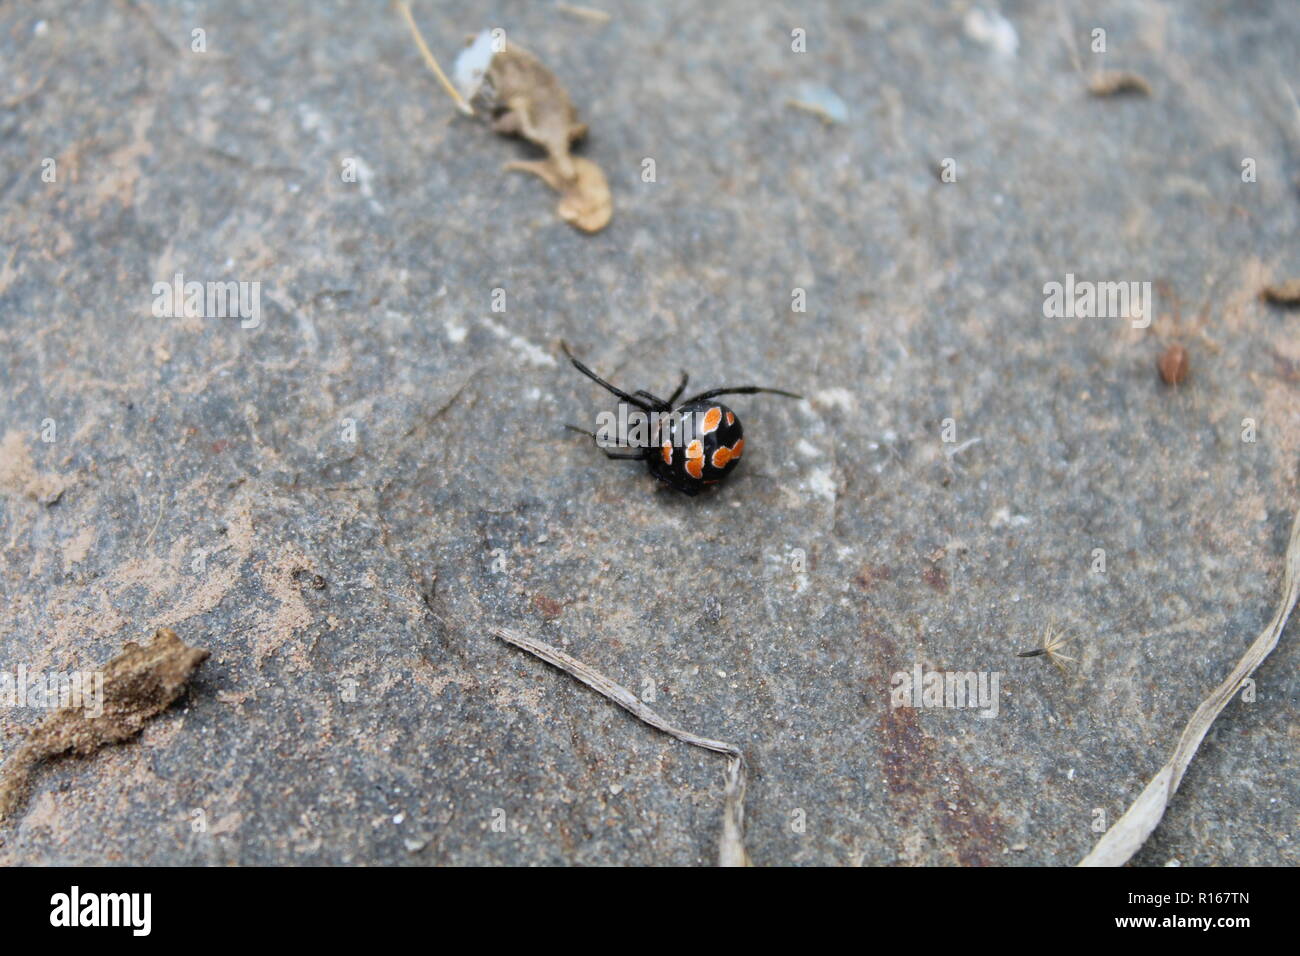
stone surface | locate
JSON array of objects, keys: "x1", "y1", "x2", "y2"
[{"x1": 0, "y1": 0, "x2": 1297, "y2": 865}]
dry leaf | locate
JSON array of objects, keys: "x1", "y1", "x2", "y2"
[
  {"x1": 456, "y1": 31, "x2": 589, "y2": 182},
  {"x1": 1088, "y1": 71, "x2": 1152, "y2": 97},
  {"x1": 1260, "y1": 279, "x2": 1300, "y2": 306},
  {"x1": 0, "y1": 628, "x2": 209, "y2": 822},
  {"x1": 399, "y1": 8, "x2": 613, "y2": 232},
  {"x1": 506, "y1": 155, "x2": 612, "y2": 233}
]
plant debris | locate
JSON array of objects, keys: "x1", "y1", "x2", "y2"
[
  {"x1": 1080, "y1": 509, "x2": 1300, "y2": 866},
  {"x1": 1016, "y1": 623, "x2": 1077, "y2": 675},
  {"x1": 0, "y1": 628, "x2": 209, "y2": 823},
  {"x1": 1260, "y1": 279, "x2": 1300, "y2": 306},
  {"x1": 555, "y1": 3, "x2": 611, "y2": 25},
  {"x1": 397, "y1": 3, "x2": 612, "y2": 233},
  {"x1": 504, "y1": 154, "x2": 612, "y2": 232},
  {"x1": 1088, "y1": 71, "x2": 1152, "y2": 97},
  {"x1": 787, "y1": 83, "x2": 849, "y2": 125},
  {"x1": 1158, "y1": 343, "x2": 1190, "y2": 385},
  {"x1": 489, "y1": 623, "x2": 749, "y2": 866}
]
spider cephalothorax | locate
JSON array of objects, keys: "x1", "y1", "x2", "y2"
[{"x1": 561, "y1": 343, "x2": 801, "y2": 496}]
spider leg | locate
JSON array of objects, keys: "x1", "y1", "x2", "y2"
[
  {"x1": 680, "y1": 385, "x2": 803, "y2": 404},
  {"x1": 666, "y1": 371, "x2": 689, "y2": 406},
  {"x1": 633, "y1": 389, "x2": 672, "y2": 411},
  {"x1": 563, "y1": 424, "x2": 646, "y2": 459},
  {"x1": 561, "y1": 342, "x2": 655, "y2": 411}
]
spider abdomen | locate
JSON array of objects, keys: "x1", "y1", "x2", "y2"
[{"x1": 650, "y1": 400, "x2": 745, "y2": 494}]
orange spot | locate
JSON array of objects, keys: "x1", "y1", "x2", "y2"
[
  {"x1": 685, "y1": 439, "x2": 703, "y2": 460},
  {"x1": 702, "y1": 407, "x2": 722, "y2": 434},
  {"x1": 661, "y1": 442, "x2": 672, "y2": 465},
  {"x1": 725, "y1": 411, "x2": 735, "y2": 426},
  {"x1": 711, "y1": 446, "x2": 732, "y2": 468},
  {"x1": 732, "y1": 438, "x2": 744, "y2": 459},
  {"x1": 685, "y1": 458, "x2": 703, "y2": 479}
]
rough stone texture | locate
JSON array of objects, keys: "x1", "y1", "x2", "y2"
[{"x1": 1, "y1": 0, "x2": 1297, "y2": 865}]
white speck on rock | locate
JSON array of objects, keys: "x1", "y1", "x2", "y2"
[
  {"x1": 963, "y1": 7, "x2": 1019, "y2": 58},
  {"x1": 990, "y1": 506, "x2": 1030, "y2": 528},
  {"x1": 814, "y1": 387, "x2": 855, "y2": 412},
  {"x1": 807, "y1": 466, "x2": 837, "y2": 502},
  {"x1": 796, "y1": 438, "x2": 821, "y2": 459},
  {"x1": 482, "y1": 317, "x2": 556, "y2": 367}
]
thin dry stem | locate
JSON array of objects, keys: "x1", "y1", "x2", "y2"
[
  {"x1": 395, "y1": 0, "x2": 474, "y2": 115},
  {"x1": 488, "y1": 623, "x2": 749, "y2": 866},
  {"x1": 1080, "y1": 510, "x2": 1300, "y2": 865}
]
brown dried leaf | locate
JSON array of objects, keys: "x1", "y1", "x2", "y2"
[
  {"x1": 398, "y1": 11, "x2": 613, "y2": 232},
  {"x1": 506, "y1": 155, "x2": 612, "y2": 233},
  {"x1": 476, "y1": 41, "x2": 585, "y2": 173},
  {"x1": 1260, "y1": 279, "x2": 1300, "y2": 306},
  {"x1": 0, "y1": 628, "x2": 209, "y2": 822},
  {"x1": 1088, "y1": 71, "x2": 1152, "y2": 97}
]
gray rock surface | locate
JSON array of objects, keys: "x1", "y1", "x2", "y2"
[{"x1": 0, "y1": 0, "x2": 1297, "y2": 865}]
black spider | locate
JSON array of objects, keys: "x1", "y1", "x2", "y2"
[{"x1": 561, "y1": 342, "x2": 801, "y2": 496}]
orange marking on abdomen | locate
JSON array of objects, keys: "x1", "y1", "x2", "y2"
[
  {"x1": 725, "y1": 411, "x2": 735, "y2": 426},
  {"x1": 685, "y1": 458, "x2": 703, "y2": 479},
  {"x1": 685, "y1": 439, "x2": 703, "y2": 460},
  {"x1": 731, "y1": 438, "x2": 744, "y2": 459},
  {"x1": 661, "y1": 442, "x2": 672, "y2": 465},
  {"x1": 711, "y1": 446, "x2": 732, "y2": 468},
  {"x1": 702, "y1": 407, "x2": 722, "y2": 434}
]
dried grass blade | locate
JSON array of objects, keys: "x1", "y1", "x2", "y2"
[
  {"x1": 489, "y1": 624, "x2": 749, "y2": 866},
  {"x1": 395, "y1": 0, "x2": 474, "y2": 115},
  {"x1": 1080, "y1": 510, "x2": 1300, "y2": 865}
]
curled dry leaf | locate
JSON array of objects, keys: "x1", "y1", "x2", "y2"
[
  {"x1": 395, "y1": 8, "x2": 613, "y2": 233},
  {"x1": 1088, "y1": 71, "x2": 1152, "y2": 97},
  {"x1": 455, "y1": 31, "x2": 588, "y2": 181},
  {"x1": 1260, "y1": 279, "x2": 1300, "y2": 306},
  {"x1": 505, "y1": 155, "x2": 612, "y2": 233},
  {"x1": 0, "y1": 628, "x2": 209, "y2": 822}
]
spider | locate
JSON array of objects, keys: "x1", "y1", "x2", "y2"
[{"x1": 561, "y1": 342, "x2": 802, "y2": 496}]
